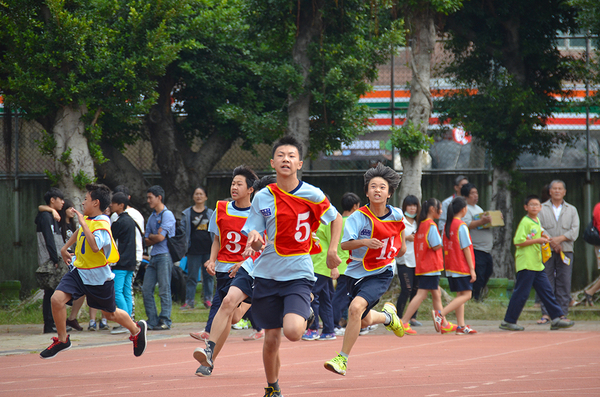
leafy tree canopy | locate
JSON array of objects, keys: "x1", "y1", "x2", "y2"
[{"x1": 439, "y1": 0, "x2": 580, "y2": 170}]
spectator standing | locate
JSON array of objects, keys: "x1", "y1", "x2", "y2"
[
  {"x1": 110, "y1": 192, "x2": 138, "y2": 333},
  {"x1": 111, "y1": 185, "x2": 145, "y2": 320},
  {"x1": 38, "y1": 198, "x2": 85, "y2": 331},
  {"x1": 461, "y1": 183, "x2": 495, "y2": 301},
  {"x1": 395, "y1": 195, "x2": 420, "y2": 325},
  {"x1": 538, "y1": 180, "x2": 579, "y2": 323},
  {"x1": 35, "y1": 188, "x2": 66, "y2": 333},
  {"x1": 181, "y1": 186, "x2": 214, "y2": 309},
  {"x1": 143, "y1": 185, "x2": 176, "y2": 330},
  {"x1": 439, "y1": 175, "x2": 469, "y2": 232},
  {"x1": 499, "y1": 195, "x2": 574, "y2": 331}
]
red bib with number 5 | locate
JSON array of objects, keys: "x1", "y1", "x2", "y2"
[
  {"x1": 357, "y1": 205, "x2": 405, "y2": 271},
  {"x1": 268, "y1": 183, "x2": 331, "y2": 257},
  {"x1": 215, "y1": 200, "x2": 253, "y2": 263}
]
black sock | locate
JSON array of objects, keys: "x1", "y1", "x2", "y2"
[
  {"x1": 207, "y1": 340, "x2": 216, "y2": 351},
  {"x1": 268, "y1": 380, "x2": 280, "y2": 391}
]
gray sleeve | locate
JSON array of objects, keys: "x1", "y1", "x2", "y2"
[{"x1": 563, "y1": 206, "x2": 580, "y2": 242}]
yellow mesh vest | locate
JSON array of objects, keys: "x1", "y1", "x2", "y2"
[{"x1": 74, "y1": 217, "x2": 119, "y2": 269}]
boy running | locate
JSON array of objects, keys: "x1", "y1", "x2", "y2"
[
  {"x1": 242, "y1": 136, "x2": 343, "y2": 397},
  {"x1": 41, "y1": 184, "x2": 147, "y2": 359},
  {"x1": 192, "y1": 165, "x2": 259, "y2": 377},
  {"x1": 324, "y1": 163, "x2": 406, "y2": 376}
]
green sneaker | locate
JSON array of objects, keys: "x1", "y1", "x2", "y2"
[
  {"x1": 324, "y1": 353, "x2": 347, "y2": 376},
  {"x1": 382, "y1": 302, "x2": 404, "y2": 337}
]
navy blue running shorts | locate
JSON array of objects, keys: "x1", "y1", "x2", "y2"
[
  {"x1": 448, "y1": 275, "x2": 473, "y2": 292},
  {"x1": 230, "y1": 267, "x2": 253, "y2": 304},
  {"x1": 216, "y1": 271, "x2": 234, "y2": 301},
  {"x1": 347, "y1": 268, "x2": 393, "y2": 319},
  {"x1": 56, "y1": 268, "x2": 116, "y2": 313},
  {"x1": 417, "y1": 275, "x2": 440, "y2": 290},
  {"x1": 252, "y1": 277, "x2": 314, "y2": 329}
]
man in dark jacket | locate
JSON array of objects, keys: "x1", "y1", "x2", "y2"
[
  {"x1": 110, "y1": 192, "x2": 138, "y2": 334},
  {"x1": 36, "y1": 188, "x2": 66, "y2": 333}
]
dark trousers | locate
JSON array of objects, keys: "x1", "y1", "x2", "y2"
[
  {"x1": 541, "y1": 252, "x2": 573, "y2": 317},
  {"x1": 472, "y1": 250, "x2": 494, "y2": 300},
  {"x1": 504, "y1": 269, "x2": 564, "y2": 324},
  {"x1": 309, "y1": 274, "x2": 335, "y2": 334},
  {"x1": 43, "y1": 288, "x2": 55, "y2": 331},
  {"x1": 396, "y1": 263, "x2": 418, "y2": 319},
  {"x1": 204, "y1": 272, "x2": 225, "y2": 333},
  {"x1": 332, "y1": 274, "x2": 351, "y2": 327}
]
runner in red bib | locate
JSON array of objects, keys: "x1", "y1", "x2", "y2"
[
  {"x1": 325, "y1": 163, "x2": 407, "y2": 377},
  {"x1": 436, "y1": 196, "x2": 477, "y2": 335},
  {"x1": 400, "y1": 198, "x2": 455, "y2": 335}
]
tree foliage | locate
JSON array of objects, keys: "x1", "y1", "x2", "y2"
[
  {"x1": 0, "y1": 0, "x2": 190, "y2": 194},
  {"x1": 439, "y1": 0, "x2": 580, "y2": 170},
  {"x1": 246, "y1": 0, "x2": 404, "y2": 155}
]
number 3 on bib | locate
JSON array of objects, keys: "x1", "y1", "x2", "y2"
[
  {"x1": 295, "y1": 212, "x2": 310, "y2": 242},
  {"x1": 225, "y1": 231, "x2": 242, "y2": 253}
]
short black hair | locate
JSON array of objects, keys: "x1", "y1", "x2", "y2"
[
  {"x1": 44, "y1": 187, "x2": 64, "y2": 205},
  {"x1": 461, "y1": 183, "x2": 477, "y2": 198},
  {"x1": 253, "y1": 175, "x2": 277, "y2": 192},
  {"x1": 524, "y1": 194, "x2": 541, "y2": 206},
  {"x1": 86, "y1": 183, "x2": 111, "y2": 211},
  {"x1": 272, "y1": 136, "x2": 303, "y2": 159},
  {"x1": 401, "y1": 194, "x2": 420, "y2": 214},
  {"x1": 341, "y1": 192, "x2": 361, "y2": 212},
  {"x1": 233, "y1": 165, "x2": 259, "y2": 189},
  {"x1": 147, "y1": 185, "x2": 165, "y2": 202},
  {"x1": 363, "y1": 163, "x2": 401, "y2": 195},
  {"x1": 111, "y1": 192, "x2": 129, "y2": 208},
  {"x1": 114, "y1": 185, "x2": 130, "y2": 196},
  {"x1": 454, "y1": 175, "x2": 468, "y2": 186}
]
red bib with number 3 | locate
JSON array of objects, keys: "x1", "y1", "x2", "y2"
[
  {"x1": 268, "y1": 183, "x2": 330, "y2": 257},
  {"x1": 357, "y1": 206, "x2": 405, "y2": 271},
  {"x1": 215, "y1": 200, "x2": 252, "y2": 263}
]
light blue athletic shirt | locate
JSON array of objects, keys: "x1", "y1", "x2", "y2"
[
  {"x1": 241, "y1": 181, "x2": 338, "y2": 282},
  {"x1": 208, "y1": 202, "x2": 251, "y2": 273},
  {"x1": 74, "y1": 215, "x2": 115, "y2": 286},
  {"x1": 424, "y1": 223, "x2": 443, "y2": 276},
  {"x1": 342, "y1": 205, "x2": 404, "y2": 279},
  {"x1": 445, "y1": 223, "x2": 472, "y2": 278}
]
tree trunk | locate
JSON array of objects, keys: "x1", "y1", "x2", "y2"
[
  {"x1": 490, "y1": 166, "x2": 515, "y2": 279},
  {"x1": 286, "y1": 0, "x2": 324, "y2": 167},
  {"x1": 143, "y1": 76, "x2": 235, "y2": 217},
  {"x1": 397, "y1": 8, "x2": 435, "y2": 203},
  {"x1": 399, "y1": 154, "x2": 424, "y2": 203},
  {"x1": 53, "y1": 105, "x2": 95, "y2": 209},
  {"x1": 96, "y1": 142, "x2": 151, "y2": 215}
]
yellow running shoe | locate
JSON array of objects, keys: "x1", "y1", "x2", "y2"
[
  {"x1": 382, "y1": 302, "x2": 405, "y2": 337},
  {"x1": 324, "y1": 353, "x2": 347, "y2": 376}
]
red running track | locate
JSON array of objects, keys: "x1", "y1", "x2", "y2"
[{"x1": 1, "y1": 329, "x2": 599, "y2": 397}]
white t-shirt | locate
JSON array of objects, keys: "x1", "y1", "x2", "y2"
[{"x1": 396, "y1": 217, "x2": 417, "y2": 268}]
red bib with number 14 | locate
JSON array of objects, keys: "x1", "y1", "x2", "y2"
[
  {"x1": 268, "y1": 183, "x2": 331, "y2": 257},
  {"x1": 357, "y1": 206, "x2": 405, "y2": 271}
]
